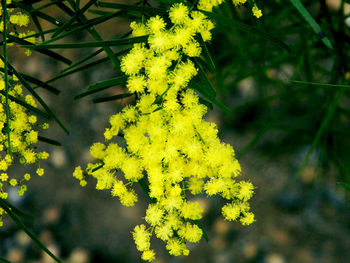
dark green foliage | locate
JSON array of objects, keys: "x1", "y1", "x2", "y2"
[{"x1": 209, "y1": 0, "x2": 350, "y2": 184}]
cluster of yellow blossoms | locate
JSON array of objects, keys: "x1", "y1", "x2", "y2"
[
  {"x1": 0, "y1": 4, "x2": 48, "y2": 227},
  {"x1": 75, "y1": 0, "x2": 259, "y2": 261},
  {"x1": 0, "y1": 0, "x2": 36, "y2": 56},
  {"x1": 0, "y1": 75, "x2": 50, "y2": 227},
  {"x1": 200, "y1": 0, "x2": 262, "y2": 18}
]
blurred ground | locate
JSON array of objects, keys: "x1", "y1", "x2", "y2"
[{"x1": 1, "y1": 1, "x2": 350, "y2": 262}]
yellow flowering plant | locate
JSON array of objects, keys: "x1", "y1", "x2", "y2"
[
  {"x1": 1, "y1": 0, "x2": 347, "y2": 262},
  {"x1": 0, "y1": 0, "x2": 55, "y2": 229},
  {"x1": 0, "y1": 3, "x2": 69, "y2": 255},
  {"x1": 74, "y1": 0, "x2": 260, "y2": 261},
  {"x1": 0, "y1": 0, "x2": 37, "y2": 56},
  {"x1": 0, "y1": 0, "x2": 266, "y2": 261}
]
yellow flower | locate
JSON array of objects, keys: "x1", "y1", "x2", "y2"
[
  {"x1": 133, "y1": 224, "x2": 151, "y2": 251},
  {"x1": 36, "y1": 168, "x2": 44, "y2": 176},
  {"x1": 120, "y1": 47, "x2": 147, "y2": 75},
  {"x1": 9, "y1": 12, "x2": 30, "y2": 27},
  {"x1": 237, "y1": 181, "x2": 254, "y2": 201},
  {"x1": 73, "y1": 166, "x2": 84, "y2": 181},
  {"x1": 111, "y1": 180, "x2": 127, "y2": 197},
  {"x1": 75, "y1": 1, "x2": 256, "y2": 261},
  {"x1": 120, "y1": 190, "x2": 138, "y2": 207},
  {"x1": 90, "y1": 143, "x2": 106, "y2": 159},
  {"x1": 9, "y1": 178, "x2": 17, "y2": 186},
  {"x1": 240, "y1": 212, "x2": 255, "y2": 225},
  {"x1": 178, "y1": 222, "x2": 202, "y2": 243},
  {"x1": 141, "y1": 250, "x2": 155, "y2": 262},
  {"x1": 155, "y1": 223, "x2": 173, "y2": 241},
  {"x1": 147, "y1": 15, "x2": 166, "y2": 33},
  {"x1": 222, "y1": 202, "x2": 241, "y2": 221},
  {"x1": 183, "y1": 41, "x2": 202, "y2": 57},
  {"x1": 181, "y1": 201, "x2": 203, "y2": 220},
  {"x1": 0, "y1": 173, "x2": 8, "y2": 182},
  {"x1": 252, "y1": 4, "x2": 263, "y2": 18},
  {"x1": 169, "y1": 3, "x2": 189, "y2": 25},
  {"x1": 130, "y1": 21, "x2": 148, "y2": 37},
  {"x1": 166, "y1": 238, "x2": 188, "y2": 256},
  {"x1": 145, "y1": 204, "x2": 164, "y2": 226},
  {"x1": 23, "y1": 173, "x2": 31, "y2": 181},
  {"x1": 127, "y1": 75, "x2": 147, "y2": 93}
]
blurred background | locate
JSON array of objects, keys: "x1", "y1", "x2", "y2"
[{"x1": 1, "y1": 0, "x2": 350, "y2": 262}]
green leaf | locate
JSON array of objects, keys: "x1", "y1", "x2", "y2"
[
  {"x1": 296, "y1": 87, "x2": 346, "y2": 176},
  {"x1": 0, "y1": 90, "x2": 51, "y2": 119},
  {"x1": 88, "y1": 9, "x2": 115, "y2": 15},
  {"x1": 289, "y1": 0, "x2": 333, "y2": 49},
  {"x1": 6, "y1": 35, "x2": 72, "y2": 65},
  {"x1": 49, "y1": 1, "x2": 121, "y2": 69},
  {"x1": 85, "y1": 28, "x2": 121, "y2": 70},
  {"x1": 61, "y1": 48, "x2": 103, "y2": 73},
  {"x1": 65, "y1": 0, "x2": 77, "y2": 10},
  {"x1": 88, "y1": 76, "x2": 127, "y2": 91},
  {"x1": 289, "y1": 80, "x2": 350, "y2": 89},
  {"x1": 198, "y1": 97, "x2": 213, "y2": 109},
  {"x1": 189, "y1": 80, "x2": 232, "y2": 115},
  {"x1": 0, "y1": 256, "x2": 12, "y2": 263},
  {"x1": 189, "y1": 80, "x2": 212, "y2": 100},
  {"x1": 46, "y1": 49, "x2": 130, "y2": 84},
  {"x1": 54, "y1": 1, "x2": 75, "y2": 16},
  {"x1": 9, "y1": 2, "x2": 64, "y2": 26},
  {"x1": 18, "y1": 28, "x2": 57, "y2": 40},
  {"x1": 153, "y1": 0, "x2": 186, "y2": 4},
  {"x1": 338, "y1": 182, "x2": 350, "y2": 191},
  {"x1": 91, "y1": 163, "x2": 104, "y2": 172},
  {"x1": 96, "y1": 2, "x2": 167, "y2": 15},
  {"x1": 1, "y1": 199, "x2": 34, "y2": 221},
  {"x1": 30, "y1": 14, "x2": 45, "y2": 42},
  {"x1": 195, "y1": 57, "x2": 215, "y2": 75},
  {"x1": 202, "y1": 11, "x2": 291, "y2": 53},
  {"x1": 198, "y1": 35, "x2": 216, "y2": 73},
  {"x1": 75, "y1": 76, "x2": 127, "y2": 100},
  {"x1": 51, "y1": 0, "x2": 99, "y2": 38},
  {"x1": 193, "y1": 219, "x2": 209, "y2": 243},
  {"x1": 93, "y1": 93, "x2": 134, "y2": 103},
  {"x1": 211, "y1": 97, "x2": 232, "y2": 116},
  {"x1": 41, "y1": 11, "x2": 126, "y2": 45},
  {"x1": 38, "y1": 136, "x2": 62, "y2": 146},
  {"x1": 22, "y1": 74, "x2": 60, "y2": 95},
  {"x1": 2, "y1": 0, "x2": 12, "y2": 156},
  {"x1": 30, "y1": 0, "x2": 65, "y2": 13},
  {"x1": 138, "y1": 178, "x2": 156, "y2": 204},
  {"x1": 0, "y1": 69, "x2": 60, "y2": 95},
  {"x1": 0, "y1": 57, "x2": 69, "y2": 134},
  {"x1": 193, "y1": 58, "x2": 216, "y2": 99},
  {"x1": 0, "y1": 199, "x2": 62, "y2": 263},
  {"x1": 75, "y1": 0, "x2": 80, "y2": 11},
  {"x1": 23, "y1": 36, "x2": 148, "y2": 49}
]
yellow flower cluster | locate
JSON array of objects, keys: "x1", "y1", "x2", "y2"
[
  {"x1": 0, "y1": 0, "x2": 36, "y2": 56},
  {"x1": 200, "y1": 0, "x2": 262, "y2": 18},
  {"x1": 75, "y1": 1, "x2": 257, "y2": 261},
  {"x1": 0, "y1": 76, "x2": 49, "y2": 227}
]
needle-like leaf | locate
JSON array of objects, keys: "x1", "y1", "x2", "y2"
[
  {"x1": 0, "y1": 199, "x2": 62, "y2": 263},
  {"x1": 23, "y1": 36, "x2": 148, "y2": 49},
  {"x1": 92, "y1": 93, "x2": 134, "y2": 103},
  {"x1": 289, "y1": 0, "x2": 333, "y2": 49},
  {"x1": 75, "y1": 76, "x2": 127, "y2": 100}
]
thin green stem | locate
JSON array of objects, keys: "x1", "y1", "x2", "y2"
[
  {"x1": 1, "y1": 0, "x2": 12, "y2": 157},
  {"x1": 295, "y1": 87, "x2": 346, "y2": 177}
]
